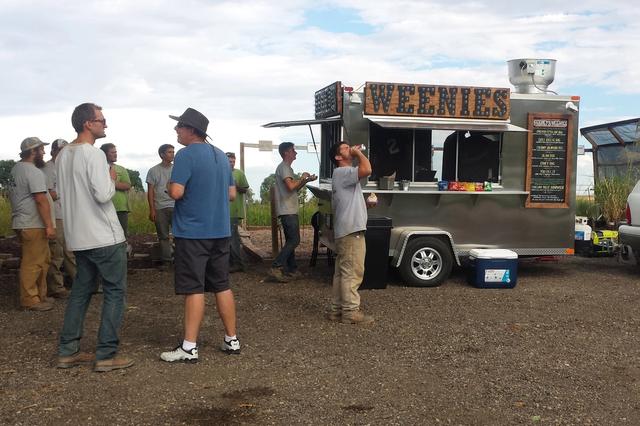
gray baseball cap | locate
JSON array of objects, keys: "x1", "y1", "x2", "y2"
[
  {"x1": 51, "y1": 139, "x2": 69, "y2": 150},
  {"x1": 20, "y1": 137, "x2": 49, "y2": 152}
]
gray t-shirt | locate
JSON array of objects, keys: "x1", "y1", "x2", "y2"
[
  {"x1": 332, "y1": 166, "x2": 367, "y2": 239},
  {"x1": 42, "y1": 160, "x2": 63, "y2": 220},
  {"x1": 146, "y1": 163, "x2": 175, "y2": 210},
  {"x1": 9, "y1": 161, "x2": 55, "y2": 229},
  {"x1": 274, "y1": 161, "x2": 298, "y2": 216}
]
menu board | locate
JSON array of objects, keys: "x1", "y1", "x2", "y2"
[
  {"x1": 315, "y1": 81, "x2": 342, "y2": 119},
  {"x1": 525, "y1": 113, "x2": 573, "y2": 208}
]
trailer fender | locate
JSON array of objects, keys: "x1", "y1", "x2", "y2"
[{"x1": 390, "y1": 227, "x2": 460, "y2": 267}]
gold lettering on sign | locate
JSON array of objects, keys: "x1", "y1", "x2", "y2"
[{"x1": 364, "y1": 82, "x2": 511, "y2": 120}]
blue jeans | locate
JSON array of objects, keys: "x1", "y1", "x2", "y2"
[
  {"x1": 58, "y1": 242, "x2": 127, "y2": 361},
  {"x1": 272, "y1": 214, "x2": 300, "y2": 273}
]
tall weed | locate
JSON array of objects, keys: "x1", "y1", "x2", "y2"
[{"x1": 593, "y1": 174, "x2": 635, "y2": 225}]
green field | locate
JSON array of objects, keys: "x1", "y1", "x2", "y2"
[{"x1": 0, "y1": 191, "x2": 318, "y2": 237}]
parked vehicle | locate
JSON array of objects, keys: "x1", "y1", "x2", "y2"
[
  {"x1": 618, "y1": 180, "x2": 640, "y2": 264},
  {"x1": 265, "y1": 59, "x2": 581, "y2": 286}
]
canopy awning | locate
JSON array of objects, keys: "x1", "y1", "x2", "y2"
[
  {"x1": 580, "y1": 117, "x2": 640, "y2": 148},
  {"x1": 364, "y1": 115, "x2": 529, "y2": 132},
  {"x1": 262, "y1": 117, "x2": 341, "y2": 128}
]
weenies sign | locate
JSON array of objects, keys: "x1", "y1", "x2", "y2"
[{"x1": 364, "y1": 82, "x2": 511, "y2": 120}]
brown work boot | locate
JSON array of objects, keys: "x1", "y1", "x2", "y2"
[
  {"x1": 341, "y1": 310, "x2": 374, "y2": 325},
  {"x1": 325, "y1": 310, "x2": 341, "y2": 322},
  {"x1": 57, "y1": 351, "x2": 95, "y2": 369},
  {"x1": 269, "y1": 267, "x2": 290, "y2": 283},
  {"x1": 93, "y1": 356, "x2": 134, "y2": 372},
  {"x1": 51, "y1": 288, "x2": 69, "y2": 299},
  {"x1": 23, "y1": 301, "x2": 53, "y2": 312}
]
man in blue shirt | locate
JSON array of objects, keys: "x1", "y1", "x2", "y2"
[{"x1": 160, "y1": 108, "x2": 240, "y2": 363}]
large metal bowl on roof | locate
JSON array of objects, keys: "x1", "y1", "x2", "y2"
[{"x1": 507, "y1": 58, "x2": 556, "y2": 93}]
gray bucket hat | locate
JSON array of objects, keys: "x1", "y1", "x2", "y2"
[
  {"x1": 169, "y1": 107, "x2": 210, "y2": 138},
  {"x1": 20, "y1": 137, "x2": 49, "y2": 153}
]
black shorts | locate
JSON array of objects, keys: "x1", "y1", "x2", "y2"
[{"x1": 174, "y1": 237, "x2": 231, "y2": 294}]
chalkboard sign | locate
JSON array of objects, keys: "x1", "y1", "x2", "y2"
[
  {"x1": 525, "y1": 113, "x2": 573, "y2": 208},
  {"x1": 315, "y1": 81, "x2": 342, "y2": 119}
]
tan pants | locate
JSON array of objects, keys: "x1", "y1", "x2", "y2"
[
  {"x1": 47, "y1": 219, "x2": 76, "y2": 292},
  {"x1": 16, "y1": 228, "x2": 51, "y2": 307},
  {"x1": 331, "y1": 231, "x2": 366, "y2": 312}
]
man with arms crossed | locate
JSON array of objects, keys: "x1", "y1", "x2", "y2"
[
  {"x1": 9, "y1": 137, "x2": 56, "y2": 311},
  {"x1": 146, "y1": 144, "x2": 175, "y2": 268},
  {"x1": 327, "y1": 142, "x2": 374, "y2": 325},
  {"x1": 160, "y1": 108, "x2": 240, "y2": 363},
  {"x1": 56, "y1": 103, "x2": 133, "y2": 372},
  {"x1": 270, "y1": 142, "x2": 316, "y2": 282}
]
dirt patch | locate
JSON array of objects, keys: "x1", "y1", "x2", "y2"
[{"x1": 1, "y1": 230, "x2": 640, "y2": 424}]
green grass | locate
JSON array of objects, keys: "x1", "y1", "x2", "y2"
[
  {"x1": 246, "y1": 198, "x2": 317, "y2": 227},
  {"x1": 575, "y1": 196, "x2": 599, "y2": 221},
  {"x1": 0, "y1": 192, "x2": 319, "y2": 236},
  {"x1": 0, "y1": 195, "x2": 12, "y2": 237},
  {"x1": 128, "y1": 191, "x2": 157, "y2": 235}
]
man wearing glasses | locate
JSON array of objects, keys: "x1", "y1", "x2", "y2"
[{"x1": 55, "y1": 103, "x2": 133, "y2": 372}]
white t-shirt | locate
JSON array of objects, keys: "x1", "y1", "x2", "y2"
[{"x1": 56, "y1": 143, "x2": 125, "y2": 251}]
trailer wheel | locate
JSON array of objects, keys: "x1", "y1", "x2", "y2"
[{"x1": 399, "y1": 237, "x2": 453, "y2": 287}]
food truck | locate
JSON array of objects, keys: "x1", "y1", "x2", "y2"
[{"x1": 264, "y1": 59, "x2": 580, "y2": 286}]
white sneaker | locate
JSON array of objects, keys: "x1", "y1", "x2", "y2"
[
  {"x1": 160, "y1": 345, "x2": 198, "y2": 363},
  {"x1": 220, "y1": 339, "x2": 241, "y2": 355}
]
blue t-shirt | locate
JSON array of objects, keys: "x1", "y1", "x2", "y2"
[{"x1": 171, "y1": 143, "x2": 233, "y2": 239}]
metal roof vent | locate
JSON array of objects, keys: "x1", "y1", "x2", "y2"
[{"x1": 507, "y1": 59, "x2": 556, "y2": 94}]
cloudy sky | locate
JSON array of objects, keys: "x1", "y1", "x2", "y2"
[{"x1": 1, "y1": 0, "x2": 638, "y2": 194}]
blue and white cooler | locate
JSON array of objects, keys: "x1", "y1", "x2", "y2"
[{"x1": 467, "y1": 249, "x2": 518, "y2": 289}]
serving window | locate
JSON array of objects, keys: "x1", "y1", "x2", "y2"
[{"x1": 368, "y1": 122, "x2": 503, "y2": 184}]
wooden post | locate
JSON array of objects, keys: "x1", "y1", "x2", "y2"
[
  {"x1": 239, "y1": 142, "x2": 247, "y2": 230},
  {"x1": 270, "y1": 186, "x2": 279, "y2": 257}
]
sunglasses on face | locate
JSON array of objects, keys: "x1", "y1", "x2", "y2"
[{"x1": 90, "y1": 119, "x2": 107, "y2": 126}]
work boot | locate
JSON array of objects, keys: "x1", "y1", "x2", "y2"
[
  {"x1": 341, "y1": 310, "x2": 374, "y2": 325},
  {"x1": 23, "y1": 301, "x2": 53, "y2": 312},
  {"x1": 51, "y1": 288, "x2": 69, "y2": 299},
  {"x1": 325, "y1": 310, "x2": 341, "y2": 322},
  {"x1": 269, "y1": 267, "x2": 290, "y2": 283},
  {"x1": 93, "y1": 356, "x2": 134, "y2": 372},
  {"x1": 57, "y1": 351, "x2": 95, "y2": 369}
]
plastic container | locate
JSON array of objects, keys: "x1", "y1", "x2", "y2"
[
  {"x1": 361, "y1": 216, "x2": 392, "y2": 290},
  {"x1": 467, "y1": 249, "x2": 518, "y2": 288},
  {"x1": 378, "y1": 176, "x2": 394, "y2": 190}
]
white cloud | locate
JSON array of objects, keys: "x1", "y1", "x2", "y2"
[{"x1": 1, "y1": 0, "x2": 637, "y2": 192}]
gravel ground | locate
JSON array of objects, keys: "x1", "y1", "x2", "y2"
[{"x1": 1, "y1": 230, "x2": 640, "y2": 425}]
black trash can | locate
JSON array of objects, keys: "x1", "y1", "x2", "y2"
[{"x1": 361, "y1": 216, "x2": 392, "y2": 290}]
